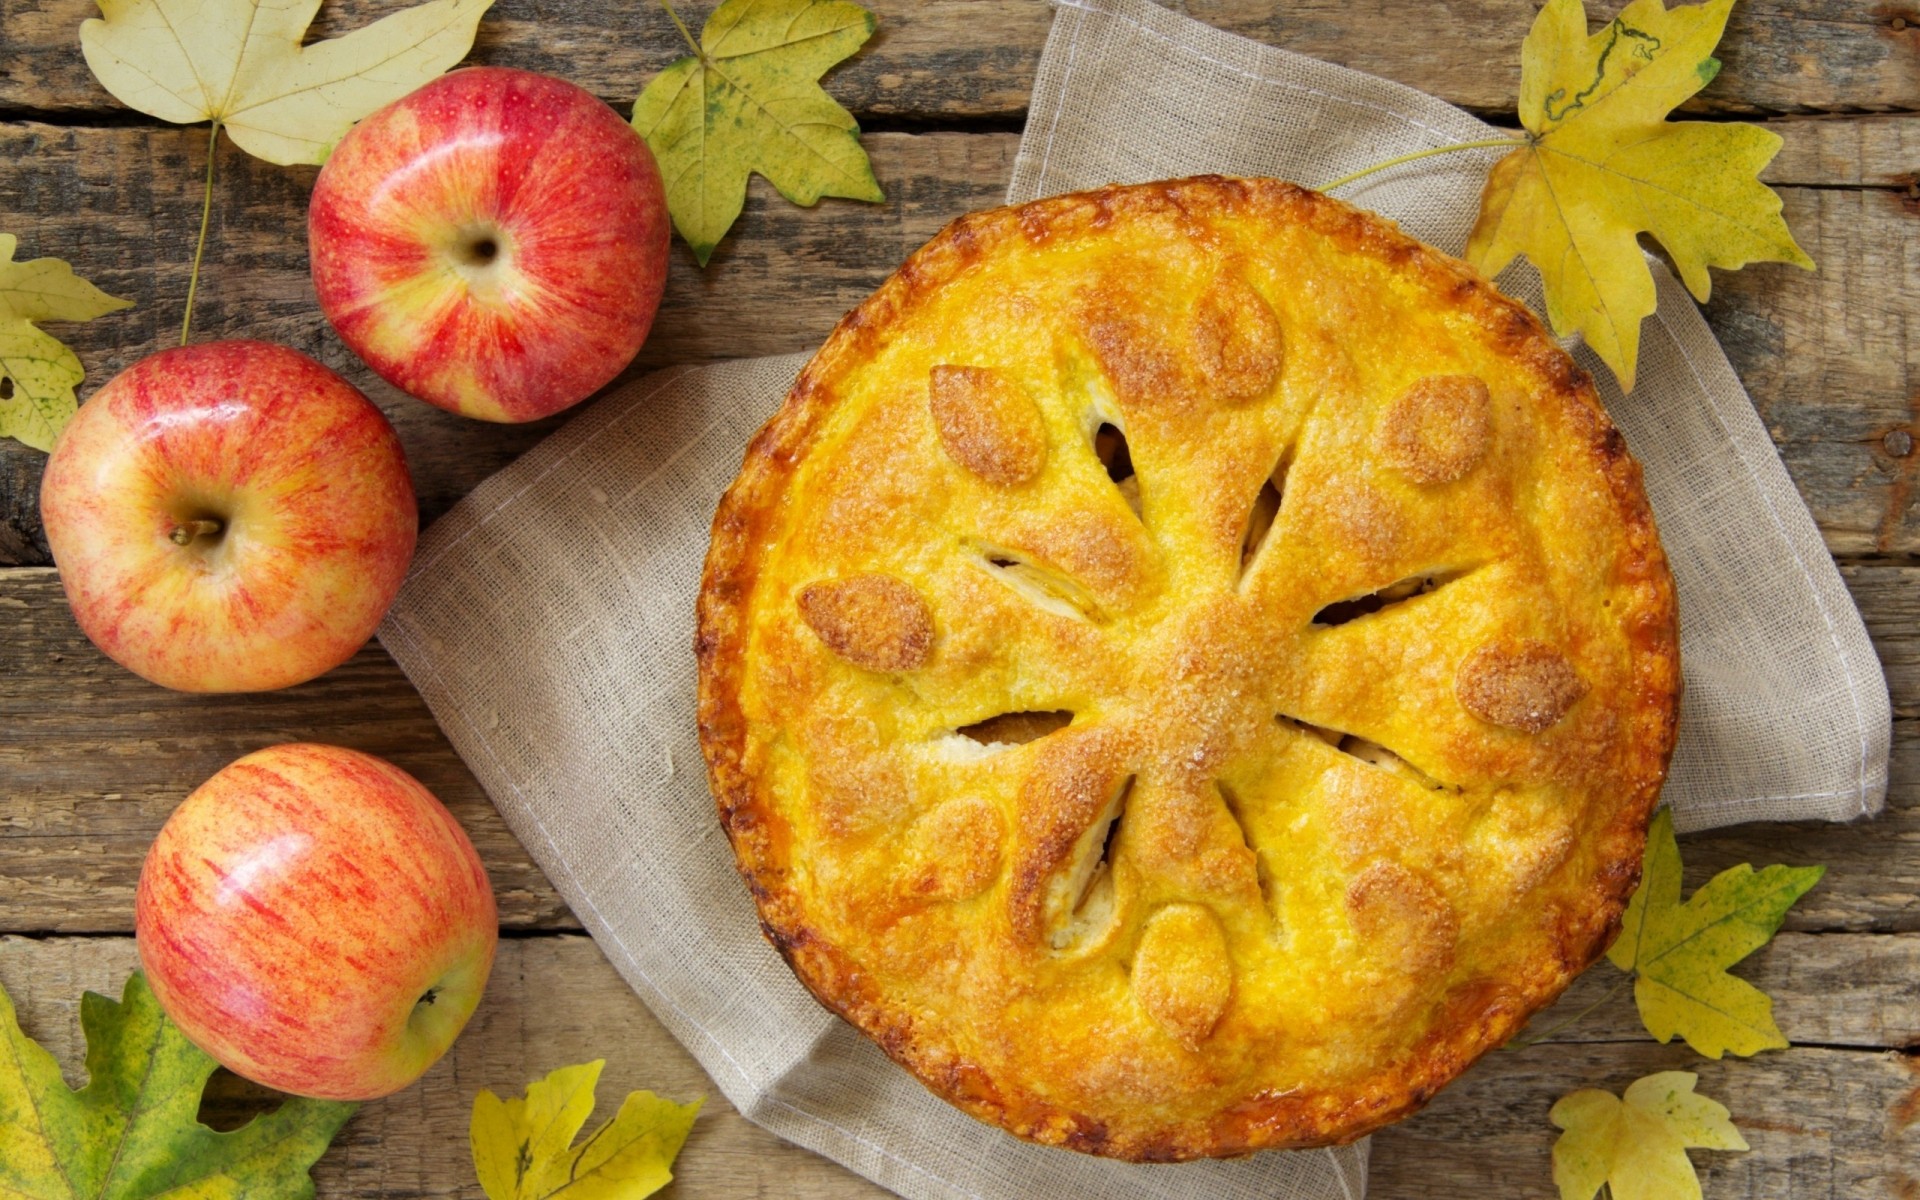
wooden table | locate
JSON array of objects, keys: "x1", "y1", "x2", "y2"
[{"x1": 2, "y1": 1, "x2": 1915, "y2": 1194}]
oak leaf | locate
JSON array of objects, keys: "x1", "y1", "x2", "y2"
[
  {"x1": 1466, "y1": 0, "x2": 1811, "y2": 390},
  {"x1": 631, "y1": 0, "x2": 885, "y2": 266},
  {"x1": 80, "y1": 0, "x2": 493, "y2": 165},
  {"x1": 1551, "y1": 1071, "x2": 1747, "y2": 1200},
  {"x1": 1607, "y1": 807, "x2": 1824, "y2": 1058},
  {"x1": 0, "y1": 233, "x2": 131, "y2": 452},
  {"x1": 0, "y1": 972, "x2": 355, "y2": 1199},
  {"x1": 471, "y1": 1060, "x2": 702, "y2": 1200}
]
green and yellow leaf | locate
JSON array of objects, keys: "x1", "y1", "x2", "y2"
[
  {"x1": 0, "y1": 233, "x2": 130, "y2": 452},
  {"x1": 1607, "y1": 807, "x2": 1825, "y2": 1058},
  {"x1": 0, "y1": 972, "x2": 355, "y2": 1199},
  {"x1": 1466, "y1": 0, "x2": 1811, "y2": 390},
  {"x1": 632, "y1": 0, "x2": 885, "y2": 266},
  {"x1": 1552, "y1": 1071, "x2": 1747, "y2": 1200},
  {"x1": 472, "y1": 1060, "x2": 703, "y2": 1200},
  {"x1": 80, "y1": 0, "x2": 494, "y2": 165}
]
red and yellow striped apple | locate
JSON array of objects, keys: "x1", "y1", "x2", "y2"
[
  {"x1": 39, "y1": 340, "x2": 416, "y2": 692},
  {"x1": 137, "y1": 743, "x2": 498, "y2": 1101},
  {"x1": 308, "y1": 66, "x2": 669, "y2": 423}
]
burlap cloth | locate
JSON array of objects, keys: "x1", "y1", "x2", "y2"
[{"x1": 379, "y1": 1, "x2": 1891, "y2": 1194}]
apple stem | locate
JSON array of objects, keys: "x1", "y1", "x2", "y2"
[
  {"x1": 1316, "y1": 136, "x2": 1522, "y2": 194},
  {"x1": 169, "y1": 518, "x2": 223, "y2": 546},
  {"x1": 659, "y1": 0, "x2": 702, "y2": 58},
  {"x1": 181, "y1": 119, "x2": 221, "y2": 347}
]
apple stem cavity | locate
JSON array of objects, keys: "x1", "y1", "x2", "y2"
[
  {"x1": 169, "y1": 517, "x2": 224, "y2": 546},
  {"x1": 447, "y1": 226, "x2": 511, "y2": 290},
  {"x1": 181, "y1": 119, "x2": 221, "y2": 347}
]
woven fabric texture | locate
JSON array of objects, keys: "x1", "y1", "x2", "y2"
[{"x1": 379, "y1": 2, "x2": 1888, "y2": 1196}]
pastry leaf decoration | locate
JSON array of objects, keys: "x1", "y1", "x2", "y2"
[
  {"x1": 631, "y1": 0, "x2": 886, "y2": 266},
  {"x1": 80, "y1": 0, "x2": 494, "y2": 167},
  {"x1": 1551, "y1": 1071, "x2": 1747, "y2": 1200},
  {"x1": 0, "y1": 233, "x2": 130, "y2": 452},
  {"x1": 1465, "y1": 0, "x2": 1811, "y2": 390},
  {"x1": 0, "y1": 971, "x2": 356, "y2": 1199},
  {"x1": 471, "y1": 1060, "x2": 703, "y2": 1200},
  {"x1": 1606, "y1": 807, "x2": 1824, "y2": 1058}
]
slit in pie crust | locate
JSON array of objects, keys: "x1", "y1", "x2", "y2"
[{"x1": 696, "y1": 177, "x2": 1680, "y2": 1161}]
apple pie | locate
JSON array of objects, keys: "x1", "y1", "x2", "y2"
[{"x1": 697, "y1": 177, "x2": 1679, "y2": 1160}]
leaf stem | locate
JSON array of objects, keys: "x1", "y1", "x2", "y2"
[
  {"x1": 659, "y1": 0, "x2": 701, "y2": 58},
  {"x1": 1317, "y1": 136, "x2": 1522, "y2": 194},
  {"x1": 181, "y1": 119, "x2": 219, "y2": 347},
  {"x1": 1505, "y1": 973, "x2": 1633, "y2": 1050}
]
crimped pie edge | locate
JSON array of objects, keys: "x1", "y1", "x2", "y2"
[{"x1": 694, "y1": 176, "x2": 1681, "y2": 1161}]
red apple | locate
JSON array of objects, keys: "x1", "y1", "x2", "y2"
[
  {"x1": 137, "y1": 743, "x2": 499, "y2": 1101},
  {"x1": 308, "y1": 66, "x2": 669, "y2": 423},
  {"x1": 39, "y1": 340, "x2": 416, "y2": 692}
]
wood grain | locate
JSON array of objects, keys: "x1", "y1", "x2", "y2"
[
  {"x1": 1517, "y1": 931, "x2": 1920, "y2": 1050},
  {"x1": 1, "y1": 121, "x2": 1916, "y2": 565},
  {"x1": 1716, "y1": 186, "x2": 1920, "y2": 558},
  {"x1": 5, "y1": 933, "x2": 1915, "y2": 1199},
  {"x1": 1, "y1": 0, "x2": 1914, "y2": 121},
  {"x1": 1372, "y1": 1041, "x2": 1920, "y2": 1198},
  {"x1": 0, "y1": 567, "x2": 574, "y2": 931},
  {"x1": 4, "y1": 2, "x2": 1911, "y2": 1195},
  {"x1": 3, "y1": 562, "x2": 1915, "y2": 934},
  {"x1": 1762, "y1": 113, "x2": 1920, "y2": 187},
  {"x1": 0, "y1": 126, "x2": 1012, "y2": 565},
  {"x1": 0, "y1": 935, "x2": 896, "y2": 1199}
]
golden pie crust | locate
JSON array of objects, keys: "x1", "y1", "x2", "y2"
[{"x1": 697, "y1": 177, "x2": 1679, "y2": 1161}]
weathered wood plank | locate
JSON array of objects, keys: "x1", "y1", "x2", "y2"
[
  {"x1": 3, "y1": 563, "x2": 1916, "y2": 934},
  {"x1": 0, "y1": 122, "x2": 1915, "y2": 565},
  {"x1": 0, "y1": 126, "x2": 1012, "y2": 565},
  {"x1": 1, "y1": 0, "x2": 1913, "y2": 121},
  {"x1": 0, "y1": 935, "x2": 894, "y2": 1199},
  {"x1": 1371, "y1": 1042, "x2": 1920, "y2": 1198},
  {"x1": 1517, "y1": 931, "x2": 1920, "y2": 1050},
  {"x1": 4, "y1": 934, "x2": 1913, "y2": 1198},
  {"x1": 0, "y1": 567, "x2": 577, "y2": 932},
  {"x1": 1763, "y1": 113, "x2": 1920, "y2": 187},
  {"x1": 1714, "y1": 188, "x2": 1920, "y2": 558}
]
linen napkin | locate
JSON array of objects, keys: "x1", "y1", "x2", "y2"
[{"x1": 380, "y1": 1, "x2": 1890, "y2": 1196}]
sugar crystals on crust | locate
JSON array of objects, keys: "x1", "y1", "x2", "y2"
[{"x1": 696, "y1": 177, "x2": 1680, "y2": 1161}]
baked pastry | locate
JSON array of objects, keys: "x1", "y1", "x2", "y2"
[{"x1": 697, "y1": 177, "x2": 1679, "y2": 1160}]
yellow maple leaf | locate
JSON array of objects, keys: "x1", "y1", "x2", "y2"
[
  {"x1": 1552, "y1": 1071, "x2": 1748, "y2": 1200},
  {"x1": 80, "y1": 0, "x2": 493, "y2": 166},
  {"x1": 631, "y1": 0, "x2": 885, "y2": 266},
  {"x1": 0, "y1": 973, "x2": 356, "y2": 1197},
  {"x1": 0, "y1": 233, "x2": 131, "y2": 452},
  {"x1": 471, "y1": 1060, "x2": 703, "y2": 1200},
  {"x1": 1606, "y1": 807, "x2": 1823, "y2": 1059},
  {"x1": 1465, "y1": 0, "x2": 1811, "y2": 391}
]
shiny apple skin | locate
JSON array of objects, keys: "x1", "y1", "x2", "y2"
[
  {"x1": 136, "y1": 743, "x2": 499, "y2": 1101},
  {"x1": 309, "y1": 66, "x2": 670, "y2": 423},
  {"x1": 39, "y1": 340, "x2": 416, "y2": 693}
]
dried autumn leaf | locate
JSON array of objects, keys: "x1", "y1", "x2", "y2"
[
  {"x1": 0, "y1": 972, "x2": 355, "y2": 1199},
  {"x1": 1607, "y1": 807, "x2": 1824, "y2": 1058},
  {"x1": 1551, "y1": 1071, "x2": 1747, "y2": 1200},
  {"x1": 631, "y1": 0, "x2": 885, "y2": 266},
  {"x1": 471, "y1": 1060, "x2": 702, "y2": 1200},
  {"x1": 80, "y1": 0, "x2": 494, "y2": 166},
  {"x1": 0, "y1": 233, "x2": 130, "y2": 452},
  {"x1": 1466, "y1": 0, "x2": 1811, "y2": 390}
]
